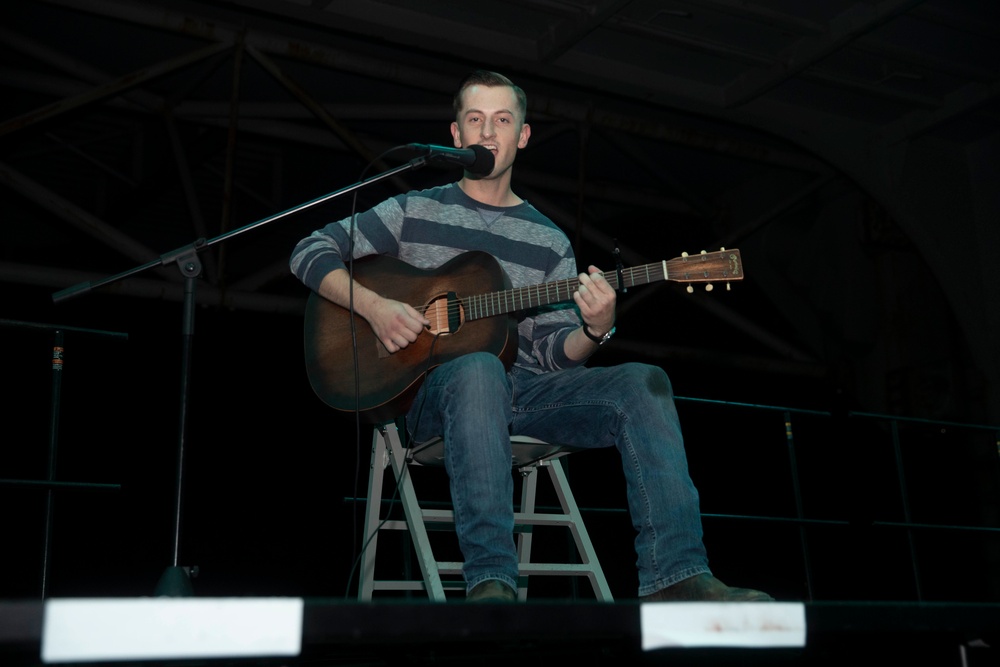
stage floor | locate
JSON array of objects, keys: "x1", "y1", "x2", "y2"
[{"x1": 2, "y1": 598, "x2": 999, "y2": 666}]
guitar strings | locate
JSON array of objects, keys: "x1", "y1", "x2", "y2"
[
  {"x1": 405, "y1": 253, "x2": 734, "y2": 323},
  {"x1": 406, "y1": 265, "x2": 650, "y2": 319}
]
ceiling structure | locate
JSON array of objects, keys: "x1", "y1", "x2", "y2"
[{"x1": 2, "y1": 0, "x2": 999, "y2": 419}]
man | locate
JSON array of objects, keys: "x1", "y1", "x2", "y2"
[{"x1": 290, "y1": 70, "x2": 773, "y2": 603}]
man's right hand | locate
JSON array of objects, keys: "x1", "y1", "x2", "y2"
[
  {"x1": 365, "y1": 297, "x2": 430, "y2": 353},
  {"x1": 318, "y1": 267, "x2": 430, "y2": 353}
]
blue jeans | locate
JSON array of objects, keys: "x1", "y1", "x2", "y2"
[{"x1": 406, "y1": 352, "x2": 710, "y2": 596}]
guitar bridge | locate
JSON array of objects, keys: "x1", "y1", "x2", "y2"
[{"x1": 425, "y1": 292, "x2": 464, "y2": 336}]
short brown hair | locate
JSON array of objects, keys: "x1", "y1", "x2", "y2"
[{"x1": 453, "y1": 70, "x2": 527, "y2": 122}]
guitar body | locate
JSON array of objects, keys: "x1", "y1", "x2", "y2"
[
  {"x1": 304, "y1": 251, "x2": 518, "y2": 422},
  {"x1": 303, "y1": 246, "x2": 743, "y2": 422}
]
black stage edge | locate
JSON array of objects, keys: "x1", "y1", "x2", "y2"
[{"x1": 2, "y1": 600, "x2": 998, "y2": 666}]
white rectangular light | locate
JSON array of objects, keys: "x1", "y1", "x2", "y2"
[
  {"x1": 42, "y1": 598, "x2": 304, "y2": 663},
  {"x1": 640, "y1": 602, "x2": 806, "y2": 649}
]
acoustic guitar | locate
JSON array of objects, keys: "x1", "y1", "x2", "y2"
[{"x1": 304, "y1": 248, "x2": 742, "y2": 422}]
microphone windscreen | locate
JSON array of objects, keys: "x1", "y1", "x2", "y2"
[{"x1": 467, "y1": 144, "x2": 495, "y2": 176}]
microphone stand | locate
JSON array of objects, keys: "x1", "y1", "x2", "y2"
[{"x1": 52, "y1": 154, "x2": 432, "y2": 596}]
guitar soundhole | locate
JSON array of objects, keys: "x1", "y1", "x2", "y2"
[{"x1": 425, "y1": 293, "x2": 463, "y2": 336}]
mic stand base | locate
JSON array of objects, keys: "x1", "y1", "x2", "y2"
[{"x1": 154, "y1": 565, "x2": 198, "y2": 597}]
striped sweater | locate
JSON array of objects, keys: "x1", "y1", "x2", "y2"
[{"x1": 289, "y1": 183, "x2": 586, "y2": 374}]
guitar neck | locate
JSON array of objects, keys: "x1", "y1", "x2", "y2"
[{"x1": 461, "y1": 249, "x2": 742, "y2": 321}]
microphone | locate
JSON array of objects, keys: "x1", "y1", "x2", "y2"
[{"x1": 407, "y1": 143, "x2": 495, "y2": 176}]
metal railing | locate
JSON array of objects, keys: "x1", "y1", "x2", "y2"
[
  {"x1": 0, "y1": 319, "x2": 125, "y2": 598},
  {"x1": 676, "y1": 395, "x2": 1000, "y2": 602}
]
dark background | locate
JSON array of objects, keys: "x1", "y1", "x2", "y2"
[{"x1": 2, "y1": 0, "x2": 999, "y2": 605}]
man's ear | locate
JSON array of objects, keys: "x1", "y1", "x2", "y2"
[
  {"x1": 450, "y1": 121, "x2": 462, "y2": 148},
  {"x1": 518, "y1": 122, "x2": 531, "y2": 149}
]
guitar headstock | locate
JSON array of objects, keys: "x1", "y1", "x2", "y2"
[{"x1": 666, "y1": 248, "x2": 743, "y2": 292}]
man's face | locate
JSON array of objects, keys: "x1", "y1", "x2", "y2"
[{"x1": 450, "y1": 84, "x2": 530, "y2": 179}]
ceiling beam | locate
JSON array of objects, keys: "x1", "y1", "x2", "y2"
[
  {"x1": 34, "y1": 0, "x2": 826, "y2": 173},
  {"x1": 604, "y1": 131, "x2": 718, "y2": 220},
  {"x1": 876, "y1": 78, "x2": 1000, "y2": 146},
  {"x1": 537, "y1": 0, "x2": 635, "y2": 63},
  {"x1": 244, "y1": 44, "x2": 411, "y2": 193},
  {"x1": 0, "y1": 40, "x2": 232, "y2": 139},
  {"x1": 720, "y1": 173, "x2": 840, "y2": 249},
  {"x1": 0, "y1": 25, "x2": 164, "y2": 113},
  {"x1": 163, "y1": 113, "x2": 219, "y2": 283},
  {"x1": 217, "y1": 0, "x2": 538, "y2": 60},
  {"x1": 853, "y1": 34, "x2": 999, "y2": 84},
  {"x1": 602, "y1": 12, "x2": 943, "y2": 113},
  {"x1": 911, "y1": 2, "x2": 1000, "y2": 40},
  {"x1": 514, "y1": 166, "x2": 696, "y2": 217},
  {"x1": 722, "y1": 0, "x2": 928, "y2": 108},
  {"x1": 670, "y1": 0, "x2": 826, "y2": 35},
  {"x1": 0, "y1": 160, "x2": 177, "y2": 283}
]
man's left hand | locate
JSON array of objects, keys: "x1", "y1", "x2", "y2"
[{"x1": 573, "y1": 265, "x2": 616, "y2": 338}]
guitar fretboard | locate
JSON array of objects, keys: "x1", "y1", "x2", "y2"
[
  {"x1": 457, "y1": 249, "x2": 742, "y2": 321},
  {"x1": 462, "y1": 261, "x2": 668, "y2": 321}
]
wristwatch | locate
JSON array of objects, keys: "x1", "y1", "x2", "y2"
[{"x1": 583, "y1": 324, "x2": 616, "y2": 346}]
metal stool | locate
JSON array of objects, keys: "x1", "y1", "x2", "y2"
[{"x1": 358, "y1": 420, "x2": 613, "y2": 601}]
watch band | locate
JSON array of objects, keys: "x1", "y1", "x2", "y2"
[{"x1": 583, "y1": 324, "x2": 616, "y2": 346}]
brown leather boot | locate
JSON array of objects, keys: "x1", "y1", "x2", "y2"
[
  {"x1": 467, "y1": 579, "x2": 517, "y2": 602},
  {"x1": 641, "y1": 574, "x2": 774, "y2": 602}
]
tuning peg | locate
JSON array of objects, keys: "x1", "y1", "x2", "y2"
[
  {"x1": 681, "y1": 251, "x2": 689, "y2": 258},
  {"x1": 726, "y1": 282, "x2": 731, "y2": 291},
  {"x1": 700, "y1": 250, "x2": 707, "y2": 255},
  {"x1": 686, "y1": 285, "x2": 694, "y2": 294},
  {"x1": 705, "y1": 283, "x2": 713, "y2": 292}
]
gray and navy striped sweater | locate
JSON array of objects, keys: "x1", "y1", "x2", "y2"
[{"x1": 290, "y1": 183, "x2": 586, "y2": 374}]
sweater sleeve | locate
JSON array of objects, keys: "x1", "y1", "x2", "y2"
[
  {"x1": 519, "y1": 245, "x2": 587, "y2": 373},
  {"x1": 289, "y1": 195, "x2": 406, "y2": 293}
]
